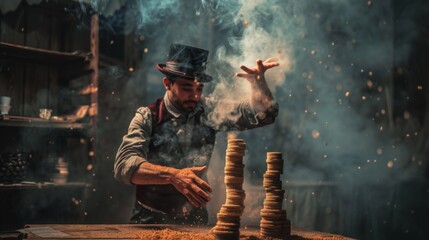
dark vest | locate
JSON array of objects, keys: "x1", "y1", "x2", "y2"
[{"x1": 135, "y1": 98, "x2": 216, "y2": 214}]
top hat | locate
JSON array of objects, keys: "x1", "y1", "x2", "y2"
[{"x1": 157, "y1": 43, "x2": 212, "y2": 82}]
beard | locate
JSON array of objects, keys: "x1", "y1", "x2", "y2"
[
  {"x1": 182, "y1": 100, "x2": 198, "y2": 112},
  {"x1": 170, "y1": 90, "x2": 198, "y2": 113}
]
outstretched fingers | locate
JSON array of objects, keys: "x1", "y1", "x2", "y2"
[
  {"x1": 263, "y1": 58, "x2": 280, "y2": 69},
  {"x1": 264, "y1": 62, "x2": 280, "y2": 69},
  {"x1": 236, "y1": 72, "x2": 254, "y2": 78},
  {"x1": 182, "y1": 183, "x2": 210, "y2": 208},
  {"x1": 189, "y1": 166, "x2": 212, "y2": 192},
  {"x1": 193, "y1": 176, "x2": 212, "y2": 193},
  {"x1": 257, "y1": 59, "x2": 264, "y2": 72},
  {"x1": 182, "y1": 188, "x2": 201, "y2": 208},
  {"x1": 171, "y1": 166, "x2": 212, "y2": 208},
  {"x1": 190, "y1": 166, "x2": 207, "y2": 174},
  {"x1": 240, "y1": 65, "x2": 257, "y2": 74},
  {"x1": 236, "y1": 58, "x2": 280, "y2": 80},
  {"x1": 190, "y1": 184, "x2": 210, "y2": 205}
]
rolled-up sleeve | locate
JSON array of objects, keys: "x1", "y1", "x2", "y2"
[{"x1": 114, "y1": 107, "x2": 152, "y2": 184}]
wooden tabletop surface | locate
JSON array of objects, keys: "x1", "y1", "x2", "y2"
[{"x1": 18, "y1": 224, "x2": 354, "y2": 240}]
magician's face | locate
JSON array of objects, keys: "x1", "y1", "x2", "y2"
[{"x1": 163, "y1": 77, "x2": 204, "y2": 113}]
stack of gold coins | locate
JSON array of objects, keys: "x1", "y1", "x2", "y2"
[
  {"x1": 260, "y1": 152, "x2": 291, "y2": 239},
  {"x1": 212, "y1": 138, "x2": 246, "y2": 240}
]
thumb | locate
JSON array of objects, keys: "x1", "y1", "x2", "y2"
[{"x1": 190, "y1": 166, "x2": 207, "y2": 174}]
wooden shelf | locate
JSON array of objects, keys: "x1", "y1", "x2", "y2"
[
  {"x1": 0, "y1": 115, "x2": 90, "y2": 129},
  {"x1": 0, "y1": 41, "x2": 92, "y2": 63},
  {"x1": 0, "y1": 182, "x2": 90, "y2": 190}
]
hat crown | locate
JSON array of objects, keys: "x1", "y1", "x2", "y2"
[
  {"x1": 157, "y1": 43, "x2": 212, "y2": 82},
  {"x1": 167, "y1": 44, "x2": 208, "y2": 71}
]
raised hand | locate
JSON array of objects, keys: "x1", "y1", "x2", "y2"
[
  {"x1": 169, "y1": 166, "x2": 212, "y2": 208},
  {"x1": 236, "y1": 58, "x2": 279, "y2": 82}
]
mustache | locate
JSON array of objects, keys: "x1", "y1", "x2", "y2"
[{"x1": 183, "y1": 100, "x2": 198, "y2": 104}]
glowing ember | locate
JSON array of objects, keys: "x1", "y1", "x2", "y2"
[
  {"x1": 87, "y1": 164, "x2": 93, "y2": 171},
  {"x1": 335, "y1": 65, "x2": 342, "y2": 72},
  {"x1": 312, "y1": 130, "x2": 320, "y2": 139},
  {"x1": 71, "y1": 197, "x2": 80, "y2": 205},
  {"x1": 403, "y1": 111, "x2": 411, "y2": 119}
]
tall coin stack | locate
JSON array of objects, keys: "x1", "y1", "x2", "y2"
[
  {"x1": 260, "y1": 152, "x2": 291, "y2": 239},
  {"x1": 212, "y1": 138, "x2": 246, "y2": 240}
]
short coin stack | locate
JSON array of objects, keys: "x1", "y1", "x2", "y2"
[
  {"x1": 260, "y1": 152, "x2": 291, "y2": 239},
  {"x1": 212, "y1": 138, "x2": 246, "y2": 240}
]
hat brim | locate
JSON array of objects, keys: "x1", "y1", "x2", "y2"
[{"x1": 156, "y1": 64, "x2": 212, "y2": 83}]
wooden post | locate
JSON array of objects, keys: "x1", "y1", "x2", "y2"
[{"x1": 90, "y1": 14, "x2": 99, "y2": 125}]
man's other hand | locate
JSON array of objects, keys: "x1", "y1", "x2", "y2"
[{"x1": 169, "y1": 166, "x2": 212, "y2": 208}]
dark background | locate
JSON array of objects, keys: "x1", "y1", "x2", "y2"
[{"x1": 1, "y1": 1, "x2": 429, "y2": 240}]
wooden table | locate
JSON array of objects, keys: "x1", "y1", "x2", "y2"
[{"x1": 17, "y1": 224, "x2": 353, "y2": 240}]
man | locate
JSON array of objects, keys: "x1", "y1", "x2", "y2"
[{"x1": 114, "y1": 43, "x2": 279, "y2": 225}]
